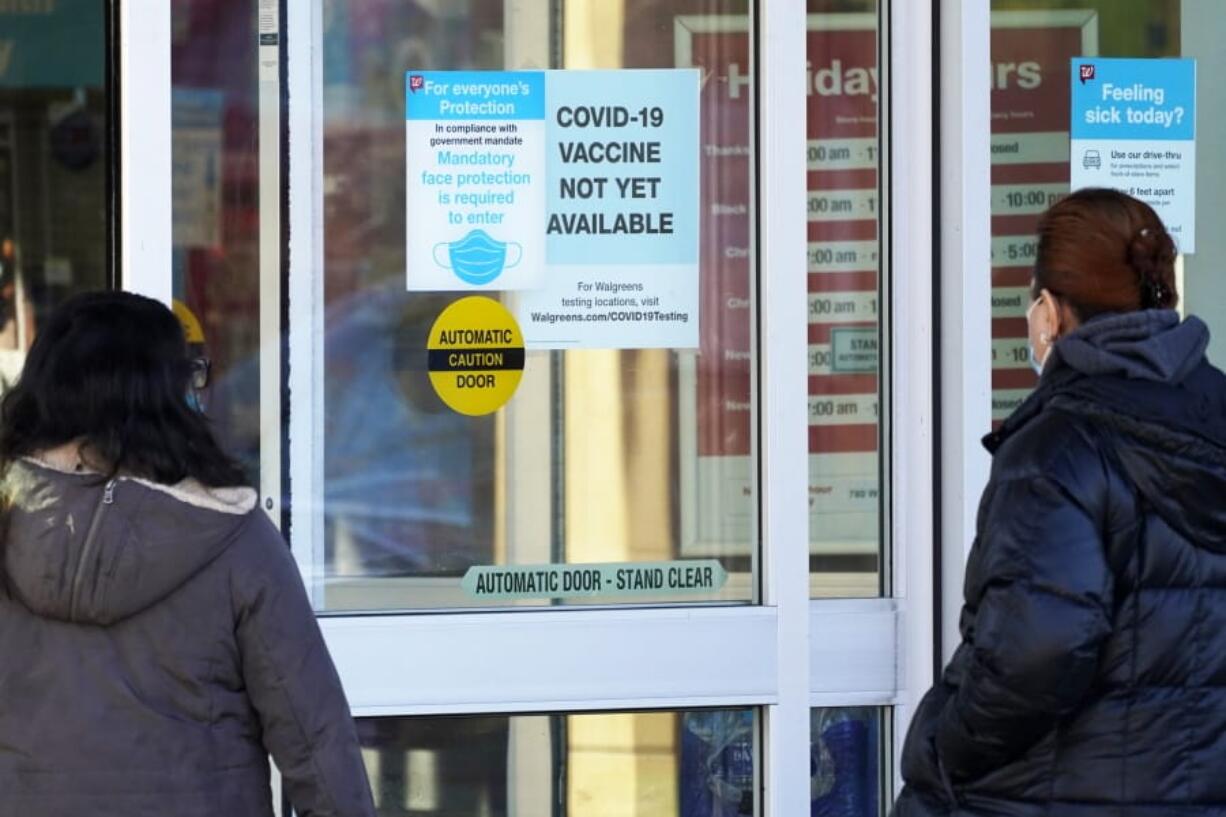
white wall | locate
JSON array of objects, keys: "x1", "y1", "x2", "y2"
[{"x1": 1182, "y1": 0, "x2": 1226, "y2": 366}]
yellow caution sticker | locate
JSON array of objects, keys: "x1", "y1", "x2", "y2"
[
  {"x1": 172, "y1": 299, "x2": 206, "y2": 344},
  {"x1": 427, "y1": 296, "x2": 525, "y2": 416}
]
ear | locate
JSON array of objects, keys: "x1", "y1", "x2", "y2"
[
  {"x1": 1035, "y1": 289, "x2": 1057, "y2": 334},
  {"x1": 1038, "y1": 288, "x2": 1072, "y2": 338},
  {"x1": 1049, "y1": 290, "x2": 1081, "y2": 337}
]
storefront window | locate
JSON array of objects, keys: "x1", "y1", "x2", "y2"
[
  {"x1": 358, "y1": 709, "x2": 759, "y2": 817},
  {"x1": 0, "y1": 2, "x2": 110, "y2": 384},
  {"x1": 171, "y1": 0, "x2": 267, "y2": 479},
  {"x1": 809, "y1": 708, "x2": 886, "y2": 817},
  {"x1": 988, "y1": 1, "x2": 1226, "y2": 417},
  {"x1": 317, "y1": 0, "x2": 757, "y2": 611},
  {"x1": 354, "y1": 707, "x2": 886, "y2": 816},
  {"x1": 679, "y1": 1, "x2": 885, "y2": 600},
  {"x1": 802, "y1": 0, "x2": 884, "y2": 598}
]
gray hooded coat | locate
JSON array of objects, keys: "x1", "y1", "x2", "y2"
[{"x1": 0, "y1": 455, "x2": 377, "y2": 817}]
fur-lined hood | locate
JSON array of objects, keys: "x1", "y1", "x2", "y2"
[{"x1": 1, "y1": 447, "x2": 257, "y2": 625}]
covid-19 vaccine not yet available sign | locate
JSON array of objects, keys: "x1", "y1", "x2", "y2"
[{"x1": 406, "y1": 69, "x2": 700, "y2": 349}]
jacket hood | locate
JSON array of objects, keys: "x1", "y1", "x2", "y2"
[
  {"x1": 1102, "y1": 400, "x2": 1226, "y2": 553},
  {"x1": 992, "y1": 313, "x2": 1226, "y2": 553},
  {"x1": 1, "y1": 456, "x2": 257, "y2": 626},
  {"x1": 1045, "y1": 309, "x2": 1209, "y2": 384}
]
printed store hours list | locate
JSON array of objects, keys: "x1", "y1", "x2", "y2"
[
  {"x1": 406, "y1": 69, "x2": 700, "y2": 349},
  {"x1": 676, "y1": 14, "x2": 881, "y2": 555},
  {"x1": 989, "y1": 11, "x2": 1096, "y2": 425}
]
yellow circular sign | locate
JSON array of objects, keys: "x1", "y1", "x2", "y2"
[
  {"x1": 172, "y1": 299, "x2": 206, "y2": 344},
  {"x1": 427, "y1": 296, "x2": 525, "y2": 416}
]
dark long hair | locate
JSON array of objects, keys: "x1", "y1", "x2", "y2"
[{"x1": 0, "y1": 291, "x2": 249, "y2": 487}]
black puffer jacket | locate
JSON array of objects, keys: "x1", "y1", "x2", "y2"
[
  {"x1": 895, "y1": 311, "x2": 1226, "y2": 817},
  {"x1": 0, "y1": 455, "x2": 377, "y2": 817}
]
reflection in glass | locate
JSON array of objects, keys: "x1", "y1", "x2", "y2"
[
  {"x1": 356, "y1": 707, "x2": 888, "y2": 816},
  {"x1": 810, "y1": 708, "x2": 884, "y2": 817},
  {"x1": 803, "y1": 0, "x2": 883, "y2": 598},
  {"x1": 987, "y1": 1, "x2": 1187, "y2": 424},
  {"x1": 319, "y1": 1, "x2": 758, "y2": 611},
  {"x1": 358, "y1": 709, "x2": 760, "y2": 817},
  {"x1": 0, "y1": 1, "x2": 109, "y2": 385},
  {"x1": 171, "y1": 0, "x2": 265, "y2": 477}
]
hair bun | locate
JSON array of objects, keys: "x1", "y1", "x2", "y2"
[{"x1": 1127, "y1": 225, "x2": 1178, "y2": 309}]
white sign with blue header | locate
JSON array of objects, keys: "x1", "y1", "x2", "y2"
[
  {"x1": 406, "y1": 69, "x2": 700, "y2": 349},
  {"x1": 406, "y1": 71, "x2": 546, "y2": 291},
  {"x1": 1070, "y1": 58, "x2": 1197, "y2": 253}
]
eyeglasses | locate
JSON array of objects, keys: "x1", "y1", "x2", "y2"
[{"x1": 189, "y1": 357, "x2": 211, "y2": 391}]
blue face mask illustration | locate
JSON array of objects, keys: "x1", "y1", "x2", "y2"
[{"x1": 432, "y1": 229, "x2": 522, "y2": 286}]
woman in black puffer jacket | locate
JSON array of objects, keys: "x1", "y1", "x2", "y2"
[{"x1": 893, "y1": 188, "x2": 1226, "y2": 817}]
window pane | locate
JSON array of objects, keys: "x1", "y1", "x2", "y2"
[
  {"x1": 811, "y1": 707, "x2": 889, "y2": 817},
  {"x1": 315, "y1": 1, "x2": 757, "y2": 611},
  {"x1": 987, "y1": 2, "x2": 1221, "y2": 420},
  {"x1": 0, "y1": 2, "x2": 109, "y2": 382},
  {"x1": 357, "y1": 709, "x2": 758, "y2": 816},
  {"x1": 356, "y1": 708, "x2": 891, "y2": 816},
  {"x1": 804, "y1": 0, "x2": 884, "y2": 598},
  {"x1": 171, "y1": 0, "x2": 268, "y2": 478}
]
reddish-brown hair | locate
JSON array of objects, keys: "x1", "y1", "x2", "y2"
[{"x1": 1033, "y1": 187, "x2": 1178, "y2": 319}]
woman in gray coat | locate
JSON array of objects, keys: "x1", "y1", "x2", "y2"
[{"x1": 0, "y1": 292, "x2": 376, "y2": 816}]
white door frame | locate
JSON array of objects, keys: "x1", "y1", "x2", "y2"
[
  {"x1": 938, "y1": 0, "x2": 992, "y2": 667},
  {"x1": 119, "y1": 0, "x2": 172, "y2": 304},
  {"x1": 889, "y1": 0, "x2": 939, "y2": 780}
]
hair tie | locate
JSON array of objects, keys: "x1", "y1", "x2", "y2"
[
  {"x1": 1142, "y1": 277, "x2": 1169, "y2": 309},
  {"x1": 1132, "y1": 226, "x2": 1171, "y2": 308}
]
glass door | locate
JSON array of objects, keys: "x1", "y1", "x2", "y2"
[
  {"x1": 984, "y1": 0, "x2": 1226, "y2": 395},
  {"x1": 137, "y1": 0, "x2": 939, "y2": 813}
]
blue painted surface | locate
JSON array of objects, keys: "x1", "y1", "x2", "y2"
[{"x1": 0, "y1": 3, "x2": 105, "y2": 88}]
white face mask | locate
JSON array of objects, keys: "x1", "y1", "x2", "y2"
[
  {"x1": 1025, "y1": 296, "x2": 1046, "y2": 376},
  {"x1": 1028, "y1": 344, "x2": 1045, "y2": 376}
]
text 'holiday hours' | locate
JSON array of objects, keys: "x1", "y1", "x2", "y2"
[{"x1": 407, "y1": 69, "x2": 699, "y2": 350}]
